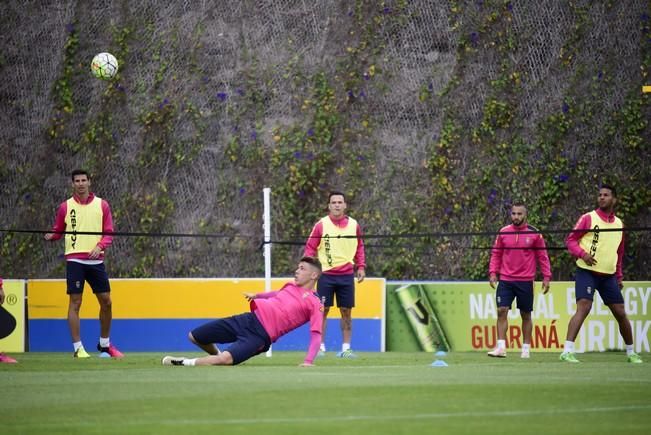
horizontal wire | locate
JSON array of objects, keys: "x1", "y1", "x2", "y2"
[
  {"x1": 1, "y1": 227, "x2": 649, "y2": 247},
  {"x1": 270, "y1": 241, "x2": 649, "y2": 251},
  {"x1": 0, "y1": 228, "x2": 242, "y2": 238}
]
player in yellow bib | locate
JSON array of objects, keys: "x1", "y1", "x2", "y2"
[
  {"x1": 560, "y1": 184, "x2": 642, "y2": 363},
  {"x1": 305, "y1": 191, "x2": 366, "y2": 358},
  {"x1": 45, "y1": 169, "x2": 123, "y2": 359}
]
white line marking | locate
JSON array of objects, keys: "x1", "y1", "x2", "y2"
[
  {"x1": 178, "y1": 404, "x2": 651, "y2": 425},
  {"x1": 10, "y1": 404, "x2": 651, "y2": 429}
]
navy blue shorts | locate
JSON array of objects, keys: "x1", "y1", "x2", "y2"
[
  {"x1": 66, "y1": 261, "x2": 110, "y2": 295},
  {"x1": 574, "y1": 267, "x2": 623, "y2": 305},
  {"x1": 191, "y1": 312, "x2": 271, "y2": 365},
  {"x1": 496, "y1": 281, "x2": 534, "y2": 312},
  {"x1": 317, "y1": 273, "x2": 355, "y2": 308}
]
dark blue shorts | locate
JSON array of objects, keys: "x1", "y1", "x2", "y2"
[
  {"x1": 191, "y1": 312, "x2": 271, "y2": 365},
  {"x1": 574, "y1": 267, "x2": 623, "y2": 305},
  {"x1": 317, "y1": 273, "x2": 355, "y2": 308},
  {"x1": 496, "y1": 281, "x2": 534, "y2": 312},
  {"x1": 66, "y1": 261, "x2": 110, "y2": 295}
]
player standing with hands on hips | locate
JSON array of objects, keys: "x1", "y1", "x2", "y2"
[
  {"x1": 305, "y1": 191, "x2": 366, "y2": 358},
  {"x1": 487, "y1": 202, "x2": 551, "y2": 359},
  {"x1": 560, "y1": 184, "x2": 642, "y2": 363},
  {"x1": 44, "y1": 169, "x2": 123, "y2": 359}
]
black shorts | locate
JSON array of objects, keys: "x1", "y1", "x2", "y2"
[
  {"x1": 317, "y1": 273, "x2": 355, "y2": 308},
  {"x1": 496, "y1": 281, "x2": 534, "y2": 312},
  {"x1": 574, "y1": 267, "x2": 623, "y2": 305},
  {"x1": 191, "y1": 312, "x2": 271, "y2": 365},
  {"x1": 66, "y1": 261, "x2": 110, "y2": 295}
]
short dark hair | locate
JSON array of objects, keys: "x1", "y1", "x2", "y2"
[
  {"x1": 71, "y1": 169, "x2": 90, "y2": 181},
  {"x1": 300, "y1": 256, "x2": 322, "y2": 273},
  {"x1": 328, "y1": 191, "x2": 346, "y2": 202},
  {"x1": 511, "y1": 201, "x2": 526, "y2": 210},
  {"x1": 600, "y1": 183, "x2": 616, "y2": 197}
]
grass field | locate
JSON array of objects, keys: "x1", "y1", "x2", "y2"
[{"x1": 2, "y1": 351, "x2": 650, "y2": 434}]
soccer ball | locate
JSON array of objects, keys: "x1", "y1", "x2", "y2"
[{"x1": 91, "y1": 52, "x2": 118, "y2": 80}]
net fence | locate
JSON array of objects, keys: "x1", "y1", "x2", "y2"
[{"x1": 0, "y1": 0, "x2": 649, "y2": 278}]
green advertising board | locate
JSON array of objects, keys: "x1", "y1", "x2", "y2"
[{"x1": 387, "y1": 281, "x2": 651, "y2": 353}]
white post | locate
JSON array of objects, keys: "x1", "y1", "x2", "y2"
[{"x1": 263, "y1": 187, "x2": 272, "y2": 357}]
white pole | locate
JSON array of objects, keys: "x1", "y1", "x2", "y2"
[{"x1": 263, "y1": 187, "x2": 272, "y2": 357}]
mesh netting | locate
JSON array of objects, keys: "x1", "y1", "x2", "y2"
[{"x1": 0, "y1": 0, "x2": 649, "y2": 278}]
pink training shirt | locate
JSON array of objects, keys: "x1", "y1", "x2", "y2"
[
  {"x1": 565, "y1": 208, "x2": 624, "y2": 280},
  {"x1": 489, "y1": 224, "x2": 552, "y2": 282},
  {"x1": 250, "y1": 283, "x2": 324, "y2": 364},
  {"x1": 48, "y1": 192, "x2": 114, "y2": 261},
  {"x1": 304, "y1": 215, "x2": 366, "y2": 275}
]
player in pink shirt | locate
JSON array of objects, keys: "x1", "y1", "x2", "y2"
[
  {"x1": 162, "y1": 256, "x2": 324, "y2": 367},
  {"x1": 487, "y1": 203, "x2": 551, "y2": 359}
]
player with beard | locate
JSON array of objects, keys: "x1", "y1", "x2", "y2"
[
  {"x1": 487, "y1": 202, "x2": 552, "y2": 359},
  {"x1": 560, "y1": 185, "x2": 642, "y2": 363}
]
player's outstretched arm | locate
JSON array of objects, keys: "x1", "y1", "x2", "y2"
[{"x1": 301, "y1": 330, "x2": 321, "y2": 366}]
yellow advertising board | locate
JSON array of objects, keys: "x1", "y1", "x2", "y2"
[
  {"x1": 28, "y1": 278, "x2": 385, "y2": 352},
  {"x1": 0, "y1": 280, "x2": 26, "y2": 352},
  {"x1": 28, "y1": 277, "x2": 384, "y2": 319},
  {"x1": 387, "y1": 281, "x2": 651, "y2": 353}
]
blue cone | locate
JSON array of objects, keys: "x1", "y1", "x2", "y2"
[
  {"x1": 99, "y1": 352, "x2": 111, "y2": 358},
  {"x1": 435, "y1": 350, "x2": 447, "y2": 357},
  {"x1": 430, "y1": 359, "x2": 448, "y2": 367}
]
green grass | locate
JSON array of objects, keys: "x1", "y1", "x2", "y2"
[{"x1": 2, "y1": 351, "x2": 650, "y2": 434}]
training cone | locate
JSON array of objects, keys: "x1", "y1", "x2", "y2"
[
  {"x1": 430, "y1": 359, "x2": 448, "y2": 367},
  {"x1": 435, "y1": 350, "x2": 447, "y2": 357},
  {"x1": 99, "y1": 352, "x2": 111, "y2": 358}
]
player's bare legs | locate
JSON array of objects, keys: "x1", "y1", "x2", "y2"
[
  {"x1": 609, "y1": 303, "x2": 634, "y2": 344},
  {"x1": 560, "y1": 298, "x2": 592, "y2": 362},
  {"x1": 68, "y1": 294, "x2": 83, "y2": 342},
  {"x1": 521, "y1": 310, "x2": 532, "y2": 345},
  {"x1": 496, "y1": 306, "x2": 509, "y2": 342},
  {"x1": 520, "y1": 310, "x2": 533, "y2": 358},
  {"x1": 194, "y1": 351, "x2": 234, "y2": 365},
  {"x1": 488, "y1": 306, "x2": 509, "y2": 357},
  {"x1": 96, "y1": 292, "x2": 112, "y2": 338},
  {"x1": 163, "y1": 333, "x2": 229, "y2": 366},
  {"x1": 565, "y1": 299, "x2": 592, "y2": 341},
  {"x1": 340, "y1": 307, "x2": 352, "y2": 345},
  {"x1": 189, "y1": 332, "x2": 220, "y2": 355},
  {"x1": 321, "y1": 307, "x2": 330, "y2": 350}
]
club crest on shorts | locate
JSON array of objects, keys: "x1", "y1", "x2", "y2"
[{"x1": 587, "y1": 286, "x2": 592, "y2": 295}]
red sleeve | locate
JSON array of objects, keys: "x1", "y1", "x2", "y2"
[
  {"x1": 566, "y1": 213, "x2": 592, "y2": 258},
  {"x1": 303, "y1": 330, "x2": 322, "y2": 365},
  {"x1": 0, "y1": 277, "x2": 3, "y2": 288},
  {"x1": 488, "y1": 233, "x2": 503, "y2": 276},
  {"x1": 616, "y1": 230, "x2": 625, "y2": 281},
  {"x1": 535, "y1": 235, "x2": 552, "y2": 280},
  {"x1": 303, "y1": 300, "x2": 323, "y2": 364},
  {"x1": 304, "y1": 221, "x2": 323, "y2": 257},
  {"x1": 354, "y1": 223, "x2": 366, "y2": 269},
  {"x1": 254, "y1": 291, "x2": 278, "y2": 300},
  {"x1": 97, "y1": 199, "x2": 114, "y2": 250},
  {"x1": 48, "y1": 202, "x2": 68, "y2": 241}
]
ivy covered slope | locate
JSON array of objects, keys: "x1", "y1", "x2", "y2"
[{"x1": 0, "y1": 1, "x2": 648, "y2": 279}]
